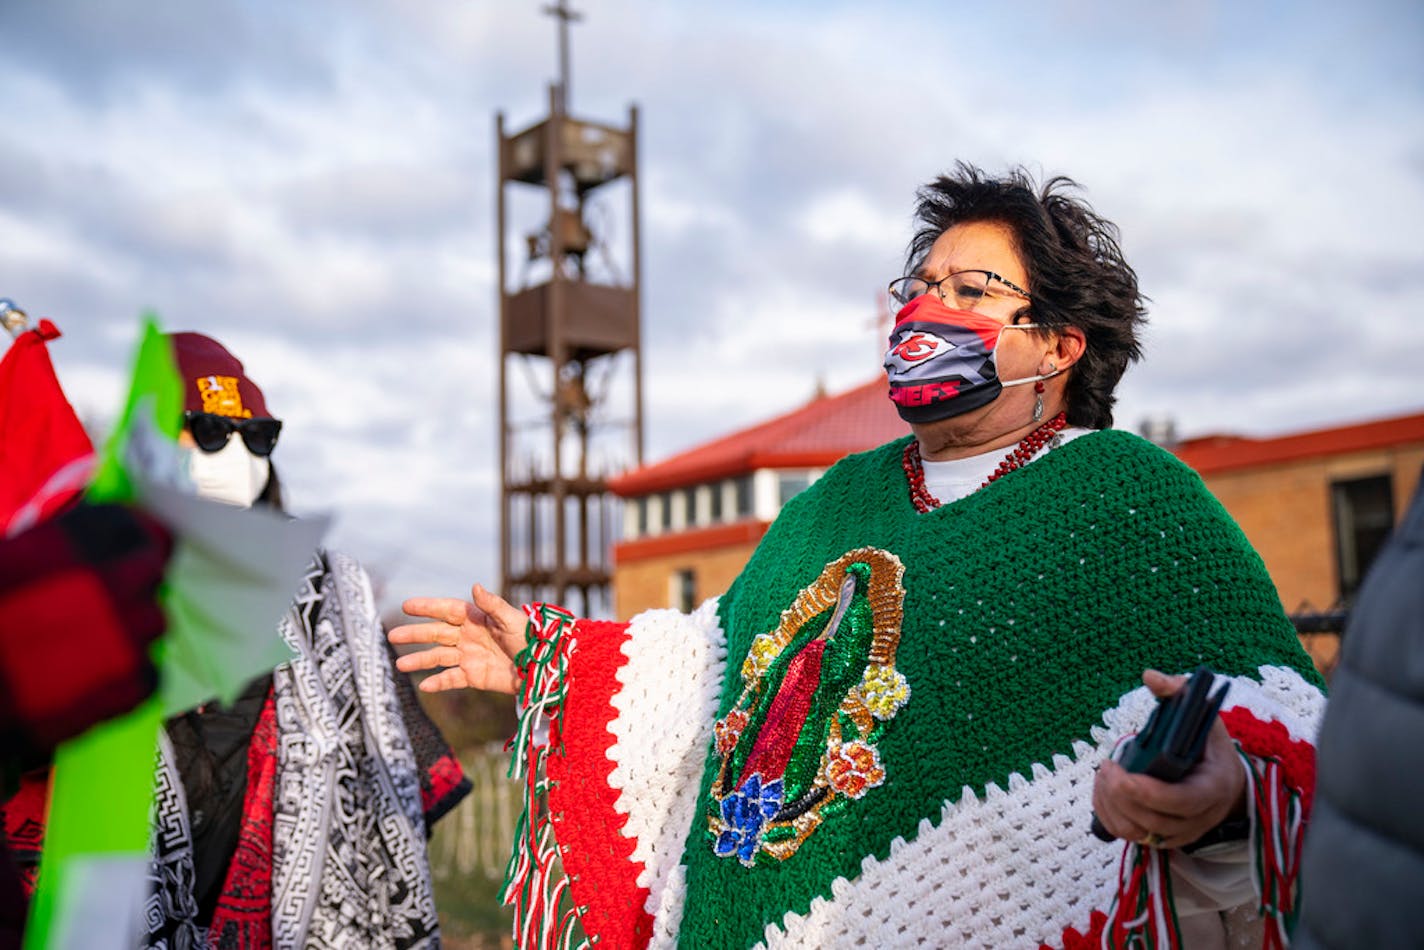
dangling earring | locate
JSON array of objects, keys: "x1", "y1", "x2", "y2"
[{"x1": 1032, "y1": 362, "x2": 1056, "y2": 423}]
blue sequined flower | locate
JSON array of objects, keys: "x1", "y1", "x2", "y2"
[{"x1": 713, "y1": 773, "x2": 785, "y2": 866}]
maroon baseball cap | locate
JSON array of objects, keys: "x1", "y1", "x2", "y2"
[{"x1": 167, "y1": 332, "x2": 272, "y2": 419}]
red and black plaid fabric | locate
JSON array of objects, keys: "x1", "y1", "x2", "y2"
[{"x1": 0, "y1": 502, "x2": 172, "y2": 753}]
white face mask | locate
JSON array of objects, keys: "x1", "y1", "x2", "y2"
[{"x1": 178, "y1": 437, "x2": 270, "y2": 508}]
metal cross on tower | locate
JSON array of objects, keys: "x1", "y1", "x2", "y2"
[{"x1": 542, "y1": 0, "x2": 582, "y2": 112}]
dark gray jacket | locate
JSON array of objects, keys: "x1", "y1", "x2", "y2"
[{"x1": 1295, "y1": 471, "x2": 1424, "y2": 949}]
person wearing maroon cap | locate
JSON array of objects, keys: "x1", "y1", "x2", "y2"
[
  {"x1": 168, "y1": 331, "x2": 284, "y2": 509},
  {"x1": 5, "y1": 332, "x2": 471, "y2": 950}
]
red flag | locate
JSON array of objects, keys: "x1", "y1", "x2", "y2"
[{"x1": 0, "y1": 320, "x2": 95, "y2": 535}]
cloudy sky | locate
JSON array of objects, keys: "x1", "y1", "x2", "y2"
[{"x1": 4, "y1": 0, "x2": 1422, "y2": 609}]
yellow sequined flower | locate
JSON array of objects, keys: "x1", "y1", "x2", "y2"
[
  {"x1": 859, "y1": 665, "x2": 910, "y2": 720},
  {"x1": 741, "y1": 633, "x2": 782, "y2": 682}
]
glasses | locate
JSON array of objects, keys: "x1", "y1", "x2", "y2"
[
  {"x1": 887, "y1": 269, "x2": 1032, "y2": 316},
  {"x1": 184, "y1": 411, "x2": 282, "y2": 457}
]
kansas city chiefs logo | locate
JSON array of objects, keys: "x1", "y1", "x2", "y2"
[{"x1": 886, "y1": 329, "x2": 953, "y2": 368}]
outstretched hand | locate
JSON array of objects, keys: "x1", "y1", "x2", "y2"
[
  {"x1": 388, "y1": 584, "x2": 528, "y2": 695},
  {"x1": 1091, "y1": 669, "x2": 1247, "y2": 850}
]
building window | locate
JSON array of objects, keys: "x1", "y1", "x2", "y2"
[
  {"x1": 661, "y1": 490, "x2": 674, "y2": 531},
  {"x1": 671, "y1": 567, "x2": 696, "y2": 612},
  {"x1": 636, "y1": 496, "x2": 649, "y2": 536},
  {"x1": 778, "y1": 472, "x2": 812, "y2": 506},
  {"x1": 690, "y1": 485, "x2": 707, "y2": 528},
  {"x1": 709, "y1": 480, "x2": 723, "y2": 523},
  {"x1": 1332, "y1": 474, "x2": 1395, "y2": 600},
  {"x1": 734, "y1": 475, "x2": 753, "y2": 518}
]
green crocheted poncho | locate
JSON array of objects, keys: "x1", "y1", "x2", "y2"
[
  {"x1": 675, "y1": 429, "x2": 1322, "y2": 949},
  {"x1": 506, "y1": 428, "x2": 1324, "y2": 950}
]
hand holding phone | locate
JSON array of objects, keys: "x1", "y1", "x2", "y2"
[{"x1": 1090, "y1": 667, "x2": 1230, "y2": 842}]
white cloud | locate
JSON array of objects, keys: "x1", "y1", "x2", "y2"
[
  {"x1": 797, "y1": 188, "x2": 905, "y2": 249},
  {"x1": 6, "y1": 0, "x2": 1423, "y2": 612}
]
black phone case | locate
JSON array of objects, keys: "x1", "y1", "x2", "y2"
[{"x1": 1090, "y1": 667, "x2": 1230, "y2": 842}]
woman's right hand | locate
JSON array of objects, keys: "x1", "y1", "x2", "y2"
[{"x1": 388, "y1": 584, "x2": 528, "y2": 695}]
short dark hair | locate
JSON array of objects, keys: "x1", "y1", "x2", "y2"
[
  {"x1": 256, "y1": 463, "x2": 285, "y2": 512},
  {"x1": 906, "y1": 162, "x2": 1146, "y2": 430}
]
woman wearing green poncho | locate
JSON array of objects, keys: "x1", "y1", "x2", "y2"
[{"x1": 392, "y1": 164, "x2": 1324, "y2": 949}]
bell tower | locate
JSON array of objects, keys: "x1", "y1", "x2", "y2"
[{"x1": 496, "y1": 1, "x2": 643, "y2": 616}]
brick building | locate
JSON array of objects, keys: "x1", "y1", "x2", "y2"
[
  {"x1": 607, "y1": 380, "x2": 1424, "y2": 674},
  {"x1": 1173, "y1": 411, "x2": 1424, "y2": 674}
]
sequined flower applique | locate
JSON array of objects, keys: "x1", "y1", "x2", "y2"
[{"x1": 825, "y1": 741, "x2": 886, "y2": 799}]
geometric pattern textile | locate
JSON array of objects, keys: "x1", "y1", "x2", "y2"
[{"x1": 270, "y1": 550, "x2": 440, "y2": 949}]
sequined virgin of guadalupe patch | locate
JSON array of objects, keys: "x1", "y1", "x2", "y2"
[{"x1": 708, "y1": 547, "x2": 909, "y2": 867}]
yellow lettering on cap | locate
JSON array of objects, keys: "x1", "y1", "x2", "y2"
[{"x1": 196, "y1": 375, "x2": 252, "y2": 418}]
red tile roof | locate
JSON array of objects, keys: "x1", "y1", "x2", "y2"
[
  {"x1": 1172, "y1": 410, "x2": 1424, "y2": 474},
  {"x1": 608, "y1": 378, "x2": 907, "y2": 497},
  {"x1": 612, "y1": 519, "x2": 770, "y2": 565}
]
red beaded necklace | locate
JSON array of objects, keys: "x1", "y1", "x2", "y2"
[{"x1": 902, "y1": 411, "x2": 1068, "y2": 514}]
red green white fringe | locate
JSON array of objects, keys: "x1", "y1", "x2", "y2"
[
  {"x1": 502, "y1": 603, "x2": 584, "y2": 950},
  {"x1": 1239, "y1": 748, "x2": 1305, "y2": 949},
  {"x1": 1103, "y1": 839, "x2": 1184, "y2": 948},
  {"x1": 1101, "y1": 744, "x2": 1305, "y2": 950}
]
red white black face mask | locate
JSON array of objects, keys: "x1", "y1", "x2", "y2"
[{"x1": 883, "y1": 294, "x2": 1059, "y2": 423}]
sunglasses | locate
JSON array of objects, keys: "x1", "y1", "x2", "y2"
[{"x1": 184, "y1": 411, "x2": 283, "y2": 457}]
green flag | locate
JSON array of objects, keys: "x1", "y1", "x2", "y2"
[
  {"x1": 26, "y1": 315, "x2": 181, "y2": 950},
  {"x1": 22, "y1": 698, "x2": 163, "y2": 950},
  {"x1": 86, "y1": 314, "x2": 183, "y2": 506}
]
